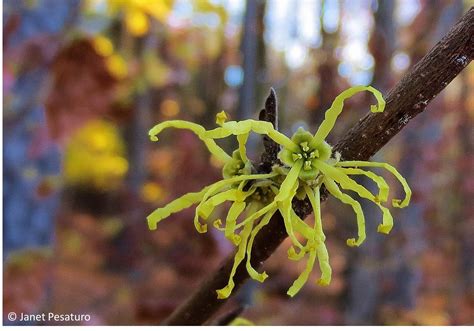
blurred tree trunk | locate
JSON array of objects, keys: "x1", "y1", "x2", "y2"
[
  {"x1": 309, "y1": 0, "x2": 340, "y2": 127},
  {"x1": 196, "y1": 37, "x2": 226, "y2": 127},
  {"x1": 124, "y1": 25, "x2": 155, "y2": 197},
  {"x1": 369, "y1": 0, "x2": 396, "y2": 91},
  {"x1": 456, "y1": 69, "x2": 474, "y2": 323},
  {"x1": 237, "y1": 0, "x2": 266, "y2": 120},
  {"x1": 408, "y1": 0, "x2": 445, "y2": 64}
]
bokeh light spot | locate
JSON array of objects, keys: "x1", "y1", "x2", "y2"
[
  {"x1": 224, "y1": 65, "x2": 243, "y2": 87},
  {"x1": 160, "y1": 99, "x2": 180, "y2": 118},
  {"x1": 392, "y1": 52, "x2": 411, "y2": 72}
]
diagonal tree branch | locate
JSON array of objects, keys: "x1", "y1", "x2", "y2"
[{"x1": 163, "y1": 7, "x2": 474, "y2": 326}]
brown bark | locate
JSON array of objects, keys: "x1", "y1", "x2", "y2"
[{"x1": 163, "y1": 7, "x2": 474, "y2": 326}]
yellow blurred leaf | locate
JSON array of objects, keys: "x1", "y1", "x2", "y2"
[
  {"x1": 92, "y1": 35, "x2": 114, "y2": 57},
  {"x1": 125, "y1": 8, "x2": 149, "y2": 36},
  {"x1": 64, "y1": 120, "x2": 129, "y2": 191},
  {"x1": 140, "y1": 0, "x2": 174, "y2": 23},
  {"x1": 106, "y1": 54, "x2": 128, "y2": 80}
]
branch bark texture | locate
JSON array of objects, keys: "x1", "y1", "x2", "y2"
[{"x1": 163, "y1": 7, "x2": 474, "y2": 326}]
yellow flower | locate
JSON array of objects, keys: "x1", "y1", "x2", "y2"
[{"x1": 146, "y1": 86, "x2": 411, "y2": 299}]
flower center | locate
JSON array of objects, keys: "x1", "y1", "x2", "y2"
[
  {"x1": 292, "y1": 142, "x2": 319, "y2": 170},
  {"x1": 234, "y1": 161, "x2": 246, "y2": 175},
  {"x1": 250, "y1": 186, "x2": 275, "y2": 204}
]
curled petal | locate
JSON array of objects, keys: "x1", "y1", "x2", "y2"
[
  {"x1": 275, "y1": 160, "x2": 303, "y2": 202},
  {"x1": 339, "y1": 167, "x2": 389, "y2": 202},
  {"x1": 287, "y1": 212, "x2": 332, "y2": 287},
  {"x1": 303, "y1": 185, "x2": 326, "y2": 241},
  {"x1": 314, "y1": 160, "x2": 375, "y2": 201},
  {"x1": 298, "y1": 186, "x2": 332, "y2": 286},
  {"x1": 205, "y1": 119, "x2": 298, "y2": 152},
  {"x1": 237, "y1": 133, "x2": 250, "y2": 163},
  {"x1": 147, "y1": 190, "x2": 207, "y2": 230},
  {"x1": 287, "y1": 211, "x2": 312, "y2": 261},
  {"x1": 290, "y1": 210, "x2": 313, "y2": 240},
  {"x1": 194, "y1": 173, "x2": 276, "y2": 233},
  {"x1": 213, "y1": 219, "x2": 224, "y2": 231},
  {"x1": 148, "y1": 120, "x2": 231, "y2": 163},
  {"x1": 280, "y1": 198, "x2": 304, "y2": 249},
  {"x1": 273, "y1": 165, "x2": 303, "y2": 249},
  {"x1": 246, "y1": 207, "x2": 277, "y2": 282},
  {"x1": 225, "y1": 201, "x2": 247, "y2": 245},
  {"x1": 324, "y1": 178, "x2": 366, "y2": 247},
  {"x1": 287, "y1": 246, "x2": 317, "y2": 297},
  {"x1": 276, "y1": 170, "x2": 305, "y2": 249},
  {"x1": 312, "y1": 86, "x2": 385, "y2": 145},
  {"x1": 236, "y1": 201, "x2": 278, "y2": 230},
  {"x1": 337, "y1": 161, "x2": 411, "y2": 208},
  {"x1": 319, "y1": 162, "x2": 396, "y2": 234},
  {"x1": 199, "y1": 189, "x2": 239, "y2": 220},
  {"x1": 287, "y1": 245, "x2": 307, "y2": 261},
  {"x1": 315, "y1": 240, "x2": 332, "y2": 286},
  {"x1": 376, "y1": 203, "x2": 394, "y2": 234},
  {"x1": 216, "y1": 221, "x2": 254, "y2": 299}
]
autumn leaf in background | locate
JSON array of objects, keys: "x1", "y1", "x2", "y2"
[
  {"x1": 45, "y1": 39, "x2": 118, "y2": 144},
  {"x1": 103, "y1": 0, "x2": 174, "y2": 36},
  {"x1": 92, "y1": 35, "x2": 128, "y2": 80},
  {"x1": 63, "y1": 120, "x2": 128, "y2": 191}
]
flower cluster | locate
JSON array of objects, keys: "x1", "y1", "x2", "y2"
[{"x1": 146, "y1": 86, "x2": 411, "y2": 299}]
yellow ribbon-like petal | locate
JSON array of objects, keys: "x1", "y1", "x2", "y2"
[
  {"x1": 194, "y1": 173, "x2": 276, "y2": 233},
  {"x1": 246, "y1": 207, "x2": 276, "y2": 282},
  {"x1": 287, "y1": 245, "x2": 317, "y2": 297},
  {"x1": 147, "y1": 189, "x2": 207, "y2": 230},
  {"x1": 317, "y1": 160, "x2": 392, "y2": 234},
  {"x1": 339, "y1": 167, "x2": 389, "y2": 203},
  {"x1": 225, "y1": 201, "x2": 247, "y2": 245},
  {"x1": 313, "y1": 85, "x2": 385, "y2": 145},
  {"x1": 216, "y1": 204, "x2": 258, "y2": 299},
  {"x1": 148, "y1": 120, "x2": 231, "y2": 163},
  {"x1": 337, "y1": 161, "x2": 411, "y2": 208},
  {"x1": 324, "y1": 178, "x2": 366, "y2": 247}
]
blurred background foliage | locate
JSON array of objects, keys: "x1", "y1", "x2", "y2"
[{"x1": 3, "y1": 0, "x2": 474, "y2": 326}]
